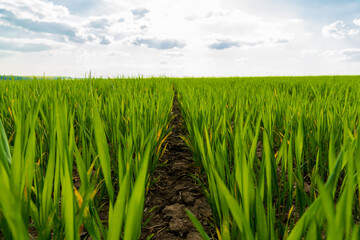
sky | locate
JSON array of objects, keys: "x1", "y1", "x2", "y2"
[{"x1": 0, "y1": 0, "x2": 360, "y2": 77}]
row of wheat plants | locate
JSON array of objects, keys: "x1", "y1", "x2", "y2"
[
  {"x1": 0, "y1": 77, "x2": 173, "y2": 239},
  {"x1": 176, "y1": 76, "x2": 360, "y2": 239}
]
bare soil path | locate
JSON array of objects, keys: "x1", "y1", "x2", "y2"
[{"x1": 140, "y1": 94, "x2": 214, "y2": 240}]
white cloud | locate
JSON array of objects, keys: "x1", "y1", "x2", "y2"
[
  {"x1": 87, "y1": 16, "x2": 115, "y2": 29},
  {"x1": 0, "y1": 37, "x2": 55, "y2": 52},
  {"x1": 354, "y1": 18, "x2": 360, "y2": 26},
  {"x1": 0, "y1": 0, "x2": 71, "y2": 22},
  {"x1": 208, "y1": 39, "x2": 264, "y2": 50},
  {"x1": 0, "y1": 1, "x2": 88, "y2": 43},
  {"x1": 133, "y1": 37, "x2": 185, "y2": 49},
  {"x1": 131, "y1": 8, "x2": 149, "y2": 20},
  {"x1": 323, "y1": 48, "x2": 360, "y2": 62},
  {"x1": 322, "y1": 20, "x2": 359, "y2": 39},
  {"x1": 208, "y1": 40, "x2": 239, "y2": 50},
  {"x1": 99, "y1": 35, "x2": 112, "y2": 45},
  {"x1": 0, "y1": 1, "x2": 136, "y2": 46}
]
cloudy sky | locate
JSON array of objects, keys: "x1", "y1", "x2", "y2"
[{"x1": 0, "y1": 0, "x2": 360, "y2": 77}]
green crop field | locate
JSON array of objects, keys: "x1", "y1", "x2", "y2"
[
  {"x1": 0, "y1": 78, "x2": 173, "y2": 240},
  {"x1": 1, "y1": 76, "x2": 360, "y2": 239}
]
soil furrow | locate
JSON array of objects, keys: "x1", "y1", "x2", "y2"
[{"x1": 141, "y1": 94, "x2": 213, "y2": 240}]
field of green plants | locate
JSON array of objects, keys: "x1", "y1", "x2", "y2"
[
  {"x1": 1, "y1": 76, "x2": 360, "y2": 239},
  {"x1": 0, "y1": 78, "x2": 173, "y2": 239},
  {"x1": 177, "y1": 76, "x2": 360, "y2": 240}
]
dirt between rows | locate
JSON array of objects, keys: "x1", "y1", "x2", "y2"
[{"x1": 140, "y1": 95, "x2": 214, "y2": 240}]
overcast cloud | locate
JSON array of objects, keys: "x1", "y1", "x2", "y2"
[{"x1": 0, "y1": 0, "x2": 360, "y2": 77}]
